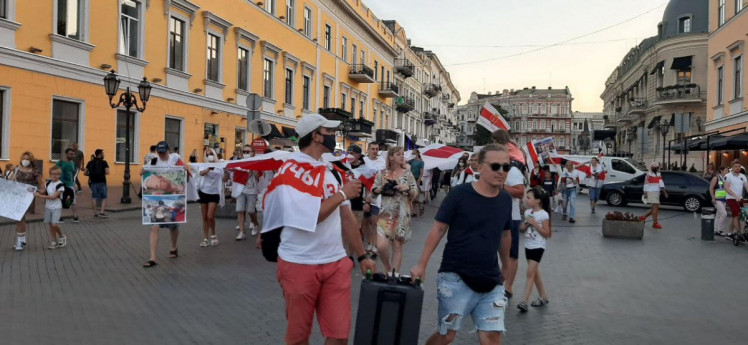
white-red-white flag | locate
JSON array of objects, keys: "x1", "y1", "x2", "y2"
[{"x1": 477, "y1": 102, "x2": 511, "y2": 132}]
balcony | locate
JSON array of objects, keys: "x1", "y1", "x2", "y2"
[
  {"x1": 347, "y1": 118, "x2": 374, "y2": 138},
  {"x1": 376, "y1": 129, "x2": 399, "y2": 144},
  {"x1": 395, "y1": 58, "x2": 414, "y2": 78},
  {"x1": 424, "y1": 112, "x2": 437, "y2": 126},
  {"x1": 627, "y1": 98, "x2": 647, "y2": 115},
  {"x1": 378, "y1": 82, "x2": 399, "y2": 98},
  {"x1": 395, "y1": 96, "x2": 415, "y2": 113},
  {"x1": 349, "y1": 64, "x2": 376, "y2": 83},
  {"x1": 655, "y1": 84, "x2": 702, "y2": 104},
  {"x1": 441, "y1": 94, "x2": 451, "y2": 102},
  {"x1": 423, "y1": 83, "x2": 441, "y2": 98},
  {"x1": 318, "y1": 107, "x2": 353, "y2": 122}
]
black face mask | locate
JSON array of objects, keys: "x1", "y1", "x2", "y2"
[
  {"x1": 321, "y1": 133, "x2": 337, "y2": 152},
  {"x1": 652, "y1": 168, "x2": 659, "y2": 173}
]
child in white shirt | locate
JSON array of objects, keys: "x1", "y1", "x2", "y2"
[
  {"x1": 517, "y1": 186, "x2": 552, "y2": 312},
  {"x1": 35, "y1": 166, "x2": 67, "y2": 249}
]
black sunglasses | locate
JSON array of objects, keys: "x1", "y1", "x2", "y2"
[
  {"x1": 488, "y1": 163, "x2": 512, "y2": 172},
  {"x1": 243, "y1": 150, "x2": 253, "y2": 153}
]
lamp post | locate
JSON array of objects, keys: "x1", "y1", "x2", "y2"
[
  {"x1": 660, "y1": 119, "x2": 669, "y2": 169},
  {"x1": 103, "y1": 70, "x2": 151, "y2": 204}
]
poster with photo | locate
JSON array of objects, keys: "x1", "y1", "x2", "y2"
[
  {"x1": 142, "y1": 166, "x2": 187, "y2": 225},
  {"x1": 533, "y1": 137, "x2": 558, "y2": 166}
]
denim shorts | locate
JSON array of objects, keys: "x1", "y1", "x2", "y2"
[
  {"x1": 588, "y1": 187, "x2": 601, "y2": 201},
  {"x1": 90, "y1": 183, "x2": 107, "y2": 200},
  {"x1": 235, "y1": 193, "x2": 258, "y2": 213},
  {"x1": 436, "y1": 272, "x2": 507, "y2": 335}
]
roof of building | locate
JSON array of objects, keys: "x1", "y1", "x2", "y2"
[
  {"x1": 474, "y1": 86, "x2": 571, "y2": 100},
  {"x1": 661, "y1": 0, "x2": 708, "y2": 40}
]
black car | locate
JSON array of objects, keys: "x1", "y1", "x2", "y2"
[{"x1": 601, "y1": 171, "x2": 713, "y2": 212}]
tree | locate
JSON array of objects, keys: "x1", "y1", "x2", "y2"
[{"x1": 473, "y1": 104, "x2": 509, "y2": 146}]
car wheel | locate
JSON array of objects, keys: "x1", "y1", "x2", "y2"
[
  {"x1": 683, "y1": 196, "x2": 702, "y2": 212},
  {"x1": 606, "y1": 191, "x2": 625, "y2": 206}
]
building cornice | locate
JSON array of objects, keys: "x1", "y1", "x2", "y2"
[
  {"x1": 202, "y1": 11, "x2": 232, "y2": 38},
  {"x1": 165, "y1": 0, "x2": 200, "y2": 26},
  {"x1": 318, "y1": 0, "x2": 397, "y2": 58}
]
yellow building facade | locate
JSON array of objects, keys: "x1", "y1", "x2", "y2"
[{"x1": 0, "y1": 0, "x2": 398, "y2": 183}]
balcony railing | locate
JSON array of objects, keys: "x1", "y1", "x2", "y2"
[
  {"x1": 395, "y1": 58, "x2": 414, "y2": 78},
  {"x1": 423, "y1": 83, "x2": 442, "y2": 98},
  {"x1": 395, "y1": 96, "x2": 415, "y2": 113},
  {"x1": 655, "y1": 84, "x2": 701, "y2": 103},
  {"x1": 378, "y1": 82, "x2": 399, "y2": 98},
  {"x1": 424, "y1": 112, "x2": 437, "y2": 126},
  {"x1": 349, "y1": 64, "x2": 375, "y2": 83}
]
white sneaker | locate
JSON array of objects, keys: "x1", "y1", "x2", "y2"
[
  {"x1": 210, "y1": 236, "x2": 219, "y2": 246},
  {"x1": 235, "y1": 225, "x2": 240, "y2": 230},
  {"x1": 14, "y1": 240, "x2": 24, "y2": 251},
  {"x1": 235, "y1": 232, "x2": 247, "y2": 241},
  {"x1": 250, "y1": 226, "x2": 259, "y2": 236},
  {"x1": 200, "y1": 239, "x2": 210, "y2": 247},
  {"x1": 57, "y1": 235, "x2": 67, "y2": 248},
  {"x1": 48, "y1": 241, "x2": 59, "y2": 250}
]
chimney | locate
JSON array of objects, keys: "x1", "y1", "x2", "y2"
[
  {"x1": 548, "y1": 86, "x2": 552, "y2": 90},
  {"x1": 503, "y1": 89, "x2": 508, "y2": 95},
  {"x1": 532, "y1": 86, "x2": 536, "y2": 90}
]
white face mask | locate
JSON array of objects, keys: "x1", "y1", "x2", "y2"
[
  {"x1": 207, "y1": 156, "x2": 216, "y2": 162},
  {"x1": 243, "y1": 154, "x2": 251, "y2": 159},
  {"x1": 21, "y1": 159, "x2": 30, "y2": 167}
]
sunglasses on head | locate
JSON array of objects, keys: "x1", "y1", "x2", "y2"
[{"x1": 488, "y1": 163, "x2": 512, "y2": 172}]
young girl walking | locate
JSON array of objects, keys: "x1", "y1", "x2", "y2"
[{"x1": 518, "y1": 186, "x2": 552, "y2": 312}]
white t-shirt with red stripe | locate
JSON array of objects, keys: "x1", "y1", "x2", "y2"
[{"x1": 643, "y1": 172, "x2": 665, "y2": 192}]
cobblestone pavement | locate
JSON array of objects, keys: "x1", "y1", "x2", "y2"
[{"x1": 1, "y1": 192, "x2": 747, "y2": 344}]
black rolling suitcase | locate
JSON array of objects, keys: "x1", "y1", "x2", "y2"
[{"x1": 353, "y1": 273, "x2": 424, "y2": 345}]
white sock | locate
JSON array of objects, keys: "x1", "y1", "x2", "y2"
[{"x1": 17, "y1": 233, "x2": 26, "y2": 243}]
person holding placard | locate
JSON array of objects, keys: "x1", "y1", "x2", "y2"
[{"x1": 12, "y1": 152, "x2": 44, "y2": 251}]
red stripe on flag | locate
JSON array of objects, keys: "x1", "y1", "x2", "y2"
[{"x1": 423, "y1": 146, "x2": 463, "y2": 158}]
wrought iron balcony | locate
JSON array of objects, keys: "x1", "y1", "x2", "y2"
[
  {"x1": 424, "y1": 112, "x2": 437, "y2": 126},
  {"x1": 349, "y1": 64, "x2": 376, "y2": 83},
  {"x1": 423, "y1": 83, "x2": 441, "y2": 98},
  {"x1": 655, "y1": 84, "x2": 701, "y2": 104},
  {"x1": 378, "y1": 82, "x2": 399, "y2": 98},
  {"x1": 395, "y1": 58, "x2": 414, "y2": 78},
  {"x1": 318, "y1": 107, "x2": 353, "y2": 122},
  {"x1": 395, "y1": 96, "x2": 415, "y2": 113},
  {"x1": 627, "y1": 98, "x2": 647, "y2": 115}
]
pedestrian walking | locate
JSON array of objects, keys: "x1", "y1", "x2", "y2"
[
  {"x1": 35, "y1": 166, "x2": 68, "y2": 250},
  {"x1": 500, "y1": 156, "x2": 526, "y2": 299},
  {"x1": 70, "y1": 142, "x2": 84, "y2": 193},
  {"x1": 703, "y1": 162, "x2": 717, "y2": 181},
  {"x1": 346, "y1": 144, "x2": 367, "y2": 229},
  {"x1": 457, "y1": 154, "x2": 480, "y2": 184},
  {"x1": 587, "y1": 157, "x2": 605, "y2": 214},
  {"x1": 141, "y1": 141, "x2": 187, "y2": 268},
  {"x1": 198, "y1": 148, "x2": 226, "y2": 247},
  {"x1": 710, "y1": 166, "x2": 730, "y2": 236},
  {"x1": 372, "y1": 147, "x2": 419, "y2": 276},
  {"x1": 84, "y1": 149, "x2": 110, "y2": 218},
  {"x1": 431, "y1": 166, "x2": 442, "y2": 199},
  {"x1": 542, "y1": 168, "x2": 556, "y2": 196},
  {"x1": 639, "y1": 162, "x2": 669, "y2": 229},
  {"x1": 408, "y1": 149, "x2": 425, "y2": 216},
  {"x1": 559, "y1": 161, "x2": 582, "y2": 224},
  {"x1": 363, "y1": 142, "x2": 383, "y2": 253},
  {"x1": 517, "y1": 186, "x2": 552, "y2": 312},
  {"x1": 261, "y1": 113, "x2": 374, "y2": 345},
  {"x1": 144, "y1": 145, "x2": 158, "y2": 164},
  {"x1": 410, "y1": 144, "x2": 513, "y2": 345},
  {"x1": 724, "y1": 160, "x2": 748, "y2": 240},
  {"x1": 3, "y1": 163, "x2": 13, "y2": 179},
  {"x1": 56, "y1": 148, "x2": 80, "y2": 223},
  {"x1": 234, "y1": 145, "x2": 260, "y2": 240},
  {"x1": 12, "y1": 152, "x2": 44, "y2": 251}
]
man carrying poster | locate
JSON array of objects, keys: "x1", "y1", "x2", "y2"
[{"x1": 140, "y1": 141, "x2": 188, "y2": 268}]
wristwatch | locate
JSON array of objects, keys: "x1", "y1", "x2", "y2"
[{"x1": 357, "y1": 252, "x2": 374, "y2": 262}]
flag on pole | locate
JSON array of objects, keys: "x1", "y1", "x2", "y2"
[{"x1": 477, "y1": 102, "x2": 511, "y2": 132}]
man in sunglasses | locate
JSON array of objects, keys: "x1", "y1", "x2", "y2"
[{"x1": 411, "y1": 144, "x2": 513, "y2": 345}]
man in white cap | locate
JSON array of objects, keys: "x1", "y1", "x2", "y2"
[
  {"x1": 640, "y1": 161, "x2": 668, "y2": 229},
  {"x1": 262, "y1": 113, "x2": 376, "y2": 345}
]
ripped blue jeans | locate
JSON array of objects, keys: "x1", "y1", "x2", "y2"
[{"x1": 436, "y1": 272, "x2": 507, "y2": 335}]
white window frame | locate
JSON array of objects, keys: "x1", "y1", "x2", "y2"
[
  {"x1": 114, "y1": 108, "x2": 141, "y2": 164},
  {"x1": 341, "y1": 36, "x2": 348, "y2": 62},
  {"x1": 202, "y1": 12, "x2": 231, "y2": 87},
  {"x1": 263, "y1": 58, "x2": 275, "y2": 99},
  {"x1": 678, "y1": 16, "x2": 692, "y2": 33},
  {"x1": 303, "y1": 6, "x2": 312, "y2": 37},
  {"x1": 237, "y1": 46, "x2": 251, "y2": 92},
  {"x1": 117, "y1": 0, "x2": 146, "y2": 59},
  {"x1": 324, "y1": 24, "x2": 331, "y2": 51},
  {"x1": 235, "y1": 27, "x2": 259, "y2": 95},
  {"x1": 738, "y1": 0, "x2": 745, "y2": 13},
  {"x1": 265, "y1": 0, "x2": 275, "y2": 14},
  {"x1": 166, "y1": 14, "x2": 189, "y2": 72},
  {"x1": 352, "y1": 44, "x2": 357, "y2": 66},
  {"x1": 52, "y1": 0, "x2": 90, "y2": 42},
  {"x1": 0, "y1": 0, "x2": 16, "y2": 21},
  {"x1": 206, "y1": 31, "x2": 223, "y2": 83},
  {"x1": 284, "y1": 68, "x2": 294, "y2": 106},
  {"x1": 302, "y1": 74, "x2": 311, "y2": 110},
  {"x1": 50, "y1": 96, "x2": 86, "y2": 162},
  {"x1": 164, "y1": 116, "x2": 185, "y2": 159},
  {"x1": 0, "y1": 87, "x2": 10, "y2": 159},
  {"x1": 285, "y1": 0, "x2": 294, "y2": 27},
  {"x1": 717, "y1": 65, "x2": 725, "y2": 106},
  {"x1": 718, "y1": 0, "x2": 726, "y2": 26},
  {"x1": 235, "y1": 126, "x2": 247, "y2": 149},
  {"x1": 734, "y1": 55, "x2": 743, "y2": 100}
]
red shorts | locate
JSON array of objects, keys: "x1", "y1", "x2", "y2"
[
  {"x1": 277, "y1": 257, "x2": 354, "y2": 343},
  {"x1": 726, "y1": 199, "x2": 745, "y2": 217}
]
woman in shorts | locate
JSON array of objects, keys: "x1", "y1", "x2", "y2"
[
  {"x1": 12, "y1": 152, "x2": 44, "y2": 251},
  {"x1": 197, "y1": 149, "x2": 226, "y2": 247}
]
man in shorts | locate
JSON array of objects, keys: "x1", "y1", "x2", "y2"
[
  {"x1": 84, "y1": 149, "x2": 110, "y2": 218},
  {"x1": 640, "y1": 162, "x2": 668, "y2": 229},
  {"x1": 56, "y1": 148, "x2": 80, "y2": 223},
  {"x1": 363, "y1": 142, "x2": 383, "y2": 252},
  {"x1": 411, "y1": 144, "x2": 513, "y2": 345},
  {"x1": 347, "y1": 144, "x2": 366, "y2": 228},
  {"x1": 235, "y1": 145, "x2": 260, "y2": 240},
  {"x1": 725, "y1": 159, "x2": 748, "y2": 239}
]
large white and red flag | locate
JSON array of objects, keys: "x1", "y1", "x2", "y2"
[{"x1": 476, "y1": 102, "x2": 511, "y2": 132}]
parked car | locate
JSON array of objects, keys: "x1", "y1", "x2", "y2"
[{"x1": 600, "y1": 171, "x2": 713, "y2": 212}]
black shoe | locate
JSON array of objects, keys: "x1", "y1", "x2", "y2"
[
  {"x1": 569, "y1": 218, "x2": 576, "y2": 224},
  {"x1": 562, "y1": 215, "x2": 567, "y2": 221},
  {"x1": 72, "y1": 216, "x2": 80, "y2": 223},
  {"x1": 591, "y1": 209, "x2": 595, "y2": 214},
  {"x1": 504, "y1": 290, "x2": 513, "y2": 299}
]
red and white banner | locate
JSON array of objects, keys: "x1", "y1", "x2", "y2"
[
  {"x1": 406, "y1": 144, "x2": 465, "y2": 171},
  {"x1": 476, "y1": 102, "x2": 511, "y2": 132}
]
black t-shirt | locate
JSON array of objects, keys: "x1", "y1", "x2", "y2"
[
  {"x1": 85, "y1": 159, "x2": 109, "y2": 184},
  {"x1": 435, "y1": 183, "x2": 512, "y2": 292}
]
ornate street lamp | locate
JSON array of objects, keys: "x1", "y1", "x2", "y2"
[
  {"x1": 104, "y1": 70, "x2": 151, "y2": 204},
  {"x1": 660, "y1": 119, "x2": 670, "y2": 169}
]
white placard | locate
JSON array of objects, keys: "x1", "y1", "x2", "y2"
[{"x1": 0, "y1": 179, "x2": 37, "y2": 221}]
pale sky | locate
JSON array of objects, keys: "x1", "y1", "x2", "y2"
[{"x1": 365, "y1": 0, "x2": 670, "y2": 112}]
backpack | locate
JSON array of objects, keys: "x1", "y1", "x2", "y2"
[{"x1": 46, "y1": 180, "x2": 75, "y2": 209}]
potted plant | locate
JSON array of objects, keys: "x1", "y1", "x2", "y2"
[{"x1": 602, "y1": 211, "x2": 645, "y2": 239}]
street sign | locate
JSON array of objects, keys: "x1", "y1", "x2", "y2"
[
  {"x1": 252, "y1": 138, "x2": 269, "y2": 154},
  {"x1": 246, "y1": 93, "x2": 262, "y2": 122}
]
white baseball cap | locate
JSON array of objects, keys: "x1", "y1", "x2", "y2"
[{"x1": 296, "y1": 113, "x2": 341, "y2": 138}]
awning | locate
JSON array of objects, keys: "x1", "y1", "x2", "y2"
[
  {"x1": 262, "y1": 124, "x2": 283, "y2": 139},
  {"x1": 593, "y1": 129, "x2": 616, "y2": 141},
  {"x1": 281, "y1": 126, "x2": 298, "y2": 140},
  {"x1": 670, "y1": 56, "x2": 693, "y2": 70},
  {"x1": 649, "y1": 61, "x2": 664, "y2": 75},
  {"x1": 647, "y1": 115, "x2": 662, "y2": 129},
  {"x1": 269, "y1": 138, "x2": 298, "y2": 147},
  {"x1": 708, "y1": 133, "x2": 748, "y2": 150}
]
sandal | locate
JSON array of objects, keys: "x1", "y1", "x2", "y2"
[
  {"x1": 531, "y1": 298, "x2": 549, "y2": 307},
  {"x1": 169, "y1": 249, "x2": 178, "y2": 258},
  {"x1": 517, "y1": 301, "x2": 528, "y2": 312},
  {"x1": 142, "y1": 260, "x2": 157, "y2": 268}
]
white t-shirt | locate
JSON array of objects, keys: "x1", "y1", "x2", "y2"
[
  {"x1": 524, "y1": 209, "x2": 549, "y2": 250},
  {"x1": 587, "y1": 164, "x2": 605, "y2": 188},
  {"x1": 560, "y1": 169, "x2": 582, "y2": 189},
  {"x1": 45, "y1": 180, "x2": 64, "y2": 210},
  {"x1": 643, "y1": 172, "x2": 665, "y2": 192},
  {"x1": 151, "y1": 153, "x2": 183, "y2": 167},
  {"x1": 725, "y1": 173, "x2": 747, "y2": 200},
  {"x1": 278, "y1": 168, "x2": 350, "y2": 265},
  {"x1": 506, "y1": 166, "x2": 524, "y2": 220},
  {"x1": 198, "y1": 167, "x2": 223, "y2": 195}
]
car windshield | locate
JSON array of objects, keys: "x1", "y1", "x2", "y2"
[{"x1": 625, "y1": 159, "x2": 646, "y2": 171}]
